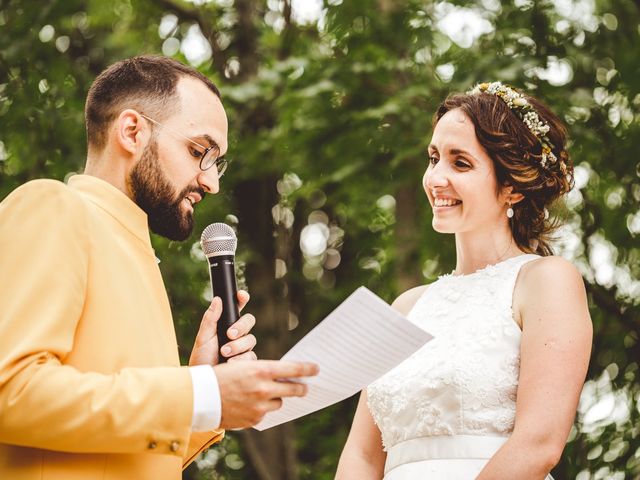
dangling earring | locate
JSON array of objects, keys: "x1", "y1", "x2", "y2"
[{"x1": 506, "y1": 202, "x2": 514, "y2": 219}]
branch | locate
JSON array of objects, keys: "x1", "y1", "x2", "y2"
[
  {"x1": 585, "y1": 282, "x2": 635, "y2": 324},
  {"x1": 151, "y1": 0, "x2": 226, "y2": 77}
]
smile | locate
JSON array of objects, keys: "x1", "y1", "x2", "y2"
[
  {"x1": 184, "y1": 191, "x2": 202, "y2": 209},
  {"x1": 183, "y1": 197, "x2": 196, "y2": 213},
  {"x1": 434, "y1": 198, "x2": 462, "y2": 207}
]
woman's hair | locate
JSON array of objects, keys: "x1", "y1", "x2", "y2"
[{"x1": 433, "y1": 88, "x2": 574, "y2": 256}]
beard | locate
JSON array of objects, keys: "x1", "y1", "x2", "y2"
[{"x1": 128, "y1": 139, "x2": 204, "y2": 241}]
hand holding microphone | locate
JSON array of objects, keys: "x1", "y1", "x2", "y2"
[
  {"x1": 189, "y1": 223, "x2": 256, "y2": 366},
  {"x1": 190, "y1": 223, "x2": 320, "y2": 430}
]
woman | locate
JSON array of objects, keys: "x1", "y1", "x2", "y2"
[{"x1": 336, "y1": 82, "x2": 593, "y2": 479}]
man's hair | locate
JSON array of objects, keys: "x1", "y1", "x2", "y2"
[{"x1": 85, "y1": 55, "x2": 221, "y2": 150}]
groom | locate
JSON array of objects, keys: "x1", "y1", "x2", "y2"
[{"x1": 0, "y1": 55, "x2": 317, "y2": 479}]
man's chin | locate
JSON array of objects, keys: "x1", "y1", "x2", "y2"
[{"x1": 150, "y1": 217, "x2": 194, "y2": 241}]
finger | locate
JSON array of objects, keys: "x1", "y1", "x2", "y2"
[
  {"x1": 220, "y1": 334, "x2": 257, "y2": 358},
  {"x1": 267, "y1": 380, "x2": 309, "y2": 399},
  {"x1": 237, "y1": 290, "x2": 250, "y2": 312},
  {"x1": 194, "y1": 297, "x2": 222, "y2": 347},
  {"x1": 227, "y1": 351, "x2": 258, "y2": 362},
  {"x1": 262, "y1": 360, "x2": 319, "y2": 379},
  {"x1": 265, "y1": 398, "x2": 283, "y2": 412},
  {"x1": 227, "y1": 313, "x2": 256, "y2": 340}
]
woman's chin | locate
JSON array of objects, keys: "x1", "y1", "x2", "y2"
[{"x1": 431, "y1": 218, "x2": 459, "y2": 234}]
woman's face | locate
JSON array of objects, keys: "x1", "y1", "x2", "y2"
[{"x1": 423, "y1": 108, "x2": 510, "y2": 235}]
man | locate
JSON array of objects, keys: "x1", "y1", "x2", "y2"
[{"x1": 0, "y1": 55, "x2": 318, "y2": 479}]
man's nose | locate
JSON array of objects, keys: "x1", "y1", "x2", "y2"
[{"x1": 198, "y1": 168, "x2": 220, "y2": 194}]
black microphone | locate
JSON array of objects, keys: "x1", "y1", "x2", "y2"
[{"x1": 200, "y1": 223, "x2": 240, "y2": 363}]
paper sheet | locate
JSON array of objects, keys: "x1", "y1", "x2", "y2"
[{"x1": 253, "y1": 286, "x2": 433, "y2": 431}]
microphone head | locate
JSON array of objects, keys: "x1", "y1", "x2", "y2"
[{"x1": 200, "y1": 223, "x2": 237, "y2": 257}]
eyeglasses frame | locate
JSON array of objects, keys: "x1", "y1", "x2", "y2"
[{"x1": 139, "y1": 113, "x2": 227, "y2": 177}]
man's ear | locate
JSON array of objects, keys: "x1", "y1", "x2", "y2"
[
  {"x1": 114, "y1": 109, "x2": 147, "y2": 156},
  {"x1": 501, "y1": 184, "x2": 525, "y2": 205}
]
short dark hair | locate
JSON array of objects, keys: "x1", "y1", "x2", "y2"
[
  {"x1": 434, "y1": 90, "x2": 574, "y2": 256},
  {"x1": 85, "y1": 55, "x2": 221, "y2": 150}
]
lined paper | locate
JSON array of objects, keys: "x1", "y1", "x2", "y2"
[{"x1": 254, "y1": 286, "x2": 433, "y2": 431}]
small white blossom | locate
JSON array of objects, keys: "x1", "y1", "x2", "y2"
[{"x1": 467, "y1": 81, "x2": 566, "y2": 172}]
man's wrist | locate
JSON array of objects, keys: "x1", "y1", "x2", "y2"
[{"x1": 188, "y1": 365, "x2": 222, "y2": 431}]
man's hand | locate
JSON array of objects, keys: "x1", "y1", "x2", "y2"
[
  {"x1": 214, "y1": 360, "x2": 320, "y2": 429},
  {"x1": 189, "y1": 290, "x2": 257, "y2": 366}
]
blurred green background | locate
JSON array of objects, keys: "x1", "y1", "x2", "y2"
[{"x1": 1, "y1": 0, "x2": 639, "y2": 478}]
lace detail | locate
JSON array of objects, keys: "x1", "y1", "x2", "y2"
[{"x1": 367, "y1": 254, "x2": 539, "y2": 451}]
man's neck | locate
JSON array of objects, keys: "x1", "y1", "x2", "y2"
[{"x1": 84, "y1": 148, "x2": 133, "y2": 200}]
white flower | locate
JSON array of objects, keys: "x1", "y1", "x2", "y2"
[{"x1": 467, "y1": 81, "x2": 561, "y2": 172}]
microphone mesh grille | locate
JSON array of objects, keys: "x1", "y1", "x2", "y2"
[{"x1": 200, "y1": 223, "x2": 237, "y2": 256}]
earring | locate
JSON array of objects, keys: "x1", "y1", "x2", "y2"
[{"x1": 506, "y1": 203, "x2": 514, "y2": 219}]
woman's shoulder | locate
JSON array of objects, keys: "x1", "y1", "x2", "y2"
[
  {"x1": 519, "y1": 255, "x2": 583, "y2": 288},
  {"x1": 391, "y1": 284, "x2": 431, "y2": 317},
  {"x1": 515, "y1": 255, "x2": 588, "y2": 326}
]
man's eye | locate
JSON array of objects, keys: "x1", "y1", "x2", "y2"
[{"x1": 189, "y1": 146, "x2": 203, "y2": 158}]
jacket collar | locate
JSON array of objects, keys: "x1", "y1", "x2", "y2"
[{"x1": 67, "y1": 174, "x2": 153, "y2": 251}]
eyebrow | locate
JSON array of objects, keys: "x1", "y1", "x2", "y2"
[{"x1": 191, "y1": 133, "x2": 221, "y2": 152}]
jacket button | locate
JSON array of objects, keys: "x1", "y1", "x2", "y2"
[
  {"x1": 170, "y1": 441, "x2": 180, "y2": 452},
  {"x1": 148, "y1": 441, "x2": 157, "y2": 450}
]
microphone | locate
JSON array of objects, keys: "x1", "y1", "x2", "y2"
[{"x1": 200, "y1": 223, "x2": 240, "y2": 363}]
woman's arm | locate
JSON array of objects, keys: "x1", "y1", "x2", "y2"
[
  {"x1": 336, "y1": 285, "x2": 428, "y2": 479},
  {"x1": 477, "y1": 256, "x2": 593, "y2": 479},
  {"x1": 336, "y1": 391, "x2": 386, "y2": 479}
]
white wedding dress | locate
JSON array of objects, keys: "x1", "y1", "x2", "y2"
[{"x1": 367, "y1": 254, "x2": 554, "y2": 479}]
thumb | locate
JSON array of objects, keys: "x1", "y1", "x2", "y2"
[{"x1": 194, "y1": 297, "x2": 222, "y2": 347}]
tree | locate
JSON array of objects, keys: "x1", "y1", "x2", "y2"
[{"x1": 1, "y1": 0, "x2": 638, "y2": 478}]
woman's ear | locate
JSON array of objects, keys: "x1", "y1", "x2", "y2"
[{"x1": 501, "y1": 184, "x2": 525, "y2": 205}]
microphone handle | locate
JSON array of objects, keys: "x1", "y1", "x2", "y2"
[{"x1": 209, "y1": 254, "x2": 240, "y2": 363}]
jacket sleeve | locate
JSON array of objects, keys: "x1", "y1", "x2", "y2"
[
  {"x1": 0, "y1": 181, "x2": 193, "y2": 456},
  {"x1": 183, "y1": 430, "x2": 225, "y2": 469}
]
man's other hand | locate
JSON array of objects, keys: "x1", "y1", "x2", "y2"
[{"x1": 214, "y1": 360, "x2": 320, "y2": 429}]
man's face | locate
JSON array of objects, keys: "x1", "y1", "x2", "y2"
[
  {"x1": 129, "y1": 138, "x2": 204, "y2": 241},
  {"x1": 128, "y1": 76, "x2": 228, "y2": 240}
]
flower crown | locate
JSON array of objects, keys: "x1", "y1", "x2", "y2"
[{"x1": 467, "y1": 82, "x2": 564, "y2": 172}]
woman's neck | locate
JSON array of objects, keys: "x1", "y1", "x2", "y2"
[{"x1": 453, "y1": 227, "x2": 525, "y2": 276}]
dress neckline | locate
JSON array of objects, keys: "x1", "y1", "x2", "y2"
[{"x1": 442, "y1": 254, "x2": 535, "y2": 279}]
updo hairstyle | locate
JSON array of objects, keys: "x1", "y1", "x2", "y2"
[{"x1": 434, "y1": 90, "x2": 574, "y2": 256}]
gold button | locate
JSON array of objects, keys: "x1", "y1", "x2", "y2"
[
  {"x1": 148, "y1": 441, "x2": 157, "y2": 450},
  {"x1": 170, "y1": 441, "x2": 180, "y2": 452}
]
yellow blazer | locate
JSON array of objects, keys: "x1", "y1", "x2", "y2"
[{"x1": 0, "y1": 175, "x2": 223, "y2": 479}]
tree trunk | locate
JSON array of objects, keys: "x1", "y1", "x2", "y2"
[
  {"x1": 394, "y1": 184, "x2": 422, "y2": 291},
  {"x1": 234, "y1": 176, "x2": 299, "y2": 479}
]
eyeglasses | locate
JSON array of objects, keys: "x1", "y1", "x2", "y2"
[{"x1": 139, "y1": 114, "x2": 228, "y2": 177}]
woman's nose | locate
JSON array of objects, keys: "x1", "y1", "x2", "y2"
[{"x1": 425, "y1": 164, "x2": 448, "y2": 190}]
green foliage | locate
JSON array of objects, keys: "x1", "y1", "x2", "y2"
[{"x1": 1, "y1": 0, "x2": 639, "y2": 478}]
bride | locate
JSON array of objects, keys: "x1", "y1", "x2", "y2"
[{"x1": 336, "y1": 82, "x2": 593, "y2": 479}]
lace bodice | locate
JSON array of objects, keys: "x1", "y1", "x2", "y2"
[{"x1": 367, "y1": 254, "x2": 539, "y2": 451}]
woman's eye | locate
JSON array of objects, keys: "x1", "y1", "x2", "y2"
[
  {"x1": 428, "y1": 156, "x2": 439, "y2": 165},
  {"x1": 455, "y1": 160, "x2": 471, "y2": 169},
  {"x1": 189, "y1": 146, "x2": 203, "y2": 158}
]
